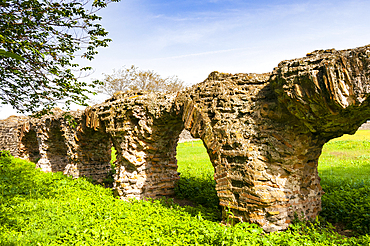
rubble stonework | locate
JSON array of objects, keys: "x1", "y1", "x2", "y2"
[
  {"x1": 88, "y1": 92, "x2": 184, "y2": 199},
  {"x1": 1, "y1": 44, "x2": 370, "y2": 232},
  {"x1": 1, "y1": 109, "x2": 112, "y2": 181}
]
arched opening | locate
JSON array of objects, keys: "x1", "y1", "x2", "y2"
[
  {"x1": 20, "y1": 129, "x2": 40, "y2": 163},
  {"x1": 175, "y1": 130, "x2": 220, "y2": 212},
  {"x1": 319, "y1": 125, "x2": 370, "y2": 181},
  {"x1": 317, "y1": 123, "x2": 370, "y2": 235}
]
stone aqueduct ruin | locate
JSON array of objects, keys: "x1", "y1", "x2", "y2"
[{"x1": 1, "y1": 45, "x2": 370, "y2": 232}]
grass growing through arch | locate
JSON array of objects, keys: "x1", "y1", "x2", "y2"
[
  {"x1": 318, "y1": 131, "x2": 370, "y2": 180},
  {"x1": 318, "y1": 130, "x2": 370, "y2": 235},
  {"x1": 1, "y1": 130, "x2": 370, "y2": 245},
  {"x1": 175, "y1": 140, "x2": 219, "y2": 211}
]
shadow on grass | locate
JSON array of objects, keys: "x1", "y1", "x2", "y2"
[
  {"x1": 319, "y1": 175, "x2": 370, "y2": 235},
  {"x1": 175, "y1": 176, "x2": 220, "y2": 208},
  {"x1": 147, "y1": 197, "x2": 222, "y2": 222}
]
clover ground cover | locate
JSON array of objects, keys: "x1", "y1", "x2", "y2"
[{"x1": 0, "y1": 131, "x2": 370, "y2": 245}]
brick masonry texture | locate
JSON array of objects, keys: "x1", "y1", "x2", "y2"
[{"x1": 1, "y1": 44, "x2": 370, "y2": 232}]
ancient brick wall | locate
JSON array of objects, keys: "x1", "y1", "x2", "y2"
[
  {"x1": 0, "y1": 109, "x2": 112, "y2": 181},
  {"x1": 1, "y1": 44, "x2": 370, "y2": 232},
  {"x1": 0, "y1": 116, "x2": 28, "y2": 158},
  {"x1": 87, "y1": 92, "x2": 184, "y2": 199},
  {"x1": 176, "y1": 72, "x2": 327, "y2": 231}
]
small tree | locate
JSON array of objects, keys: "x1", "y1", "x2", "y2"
[
  {"x1": 97, "y1": 65, "x2": 186, "y2": 97},
  {"x1": 0, "y1": 0, "x2": 119, "y2": 116}
]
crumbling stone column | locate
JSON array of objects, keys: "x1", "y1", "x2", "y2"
[
  {"x1": 32, "y1": 118, "x2": 69, "y2": 173},
  {"x1": 175, "y1": 72, "x2": 328, "y2": 231},
  {"x1": 90, "y1": 92, "x2": 184, "y2": 199}
]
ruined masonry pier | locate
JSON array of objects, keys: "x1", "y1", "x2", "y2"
[{"x1": 2, "y1": 44, "x2": 370, "y2": 232}]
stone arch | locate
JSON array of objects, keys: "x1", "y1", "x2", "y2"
[
  {"x1": 175, "y1": 47, "x2": 370, "y2": 231},
  {"x1": 19, "y1": 109, "x2": 113, "y2": 182},
  {"x1": 69, "y1": 114, "x2": 113, "y2": 181},
  {"x1": 89, "y1": 49, "x2": 370, "y2": 231},
  {"x1": 19, "y1": 129, "x2": 40, "y2": 163},
  {"x1": 91, "y1": 92, "x2": 185, "y2": 199}
]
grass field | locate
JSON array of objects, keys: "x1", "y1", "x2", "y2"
[
  {"x1": 319, "y1": 130, "x2": 370, "y2": 181},
  {"x1": 176, "y1": 140, "x2": 213, "y2": 179},
  {"x1": 0, "y1": 131, "x2": 370, "y2": 245},
  {"x1": 177, "y1": 130, "x2": 370, "y2": 183},
  {"x1": 175, "y1": 141, "x2": 219, "y2": 210}
]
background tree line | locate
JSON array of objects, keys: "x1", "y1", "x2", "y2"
[{"x1": 96, "y1": 65, "x2": 186, "y2": 97}]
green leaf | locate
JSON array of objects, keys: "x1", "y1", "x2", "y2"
[
  {"x1": 0, "y1": 49, "x2": 24, "y2": 60},
  {"x1": 0, "y1": 0, "x2": 120, "y2": 115}
]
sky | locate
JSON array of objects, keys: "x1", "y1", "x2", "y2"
[{"x1": 2, "y1": 0, "x2": 370, "y2": 118}]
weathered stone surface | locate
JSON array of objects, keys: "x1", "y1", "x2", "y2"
[
  {"x1": 1, "y1": 44, "x2": 370, "y2": 232},
  {"x1": 89, "y1": 91, "x2": 183, "y2": 199},
  {"x1": 1, "y1": 108, "x2": 112, "y2": 181},
  {"x1": 271, "y1": 46, "x2": 370, "y2": 138},
  {"x1": 173, "y1": 71, "x2": 326, "y2": 231}
]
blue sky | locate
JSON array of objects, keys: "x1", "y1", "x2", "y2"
[
  {"x1": 2, "y1": 0, "x2": 370, "y2": 118},
  {"x1": 83, "y1": 0, "x2": 370, "y2": 84}
]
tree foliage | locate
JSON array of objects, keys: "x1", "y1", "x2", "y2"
[
  {"x1": 97, "y1": 65, "x2": 186, "y2": 97},
  {"x1": 0, "y1": 0, "x2": 119, "y2": 116}
]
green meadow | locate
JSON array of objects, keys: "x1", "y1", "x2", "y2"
[
  {"x1": 319, "y1": 130, "x2": 370, "y2": 181},
  {"x1": 1, "y1": 132, "x2": 370, "y2": 245}
]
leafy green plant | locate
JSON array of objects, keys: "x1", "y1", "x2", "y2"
[{"x1": 317, "y1": 131, "x2": 370, "y2": 235}]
